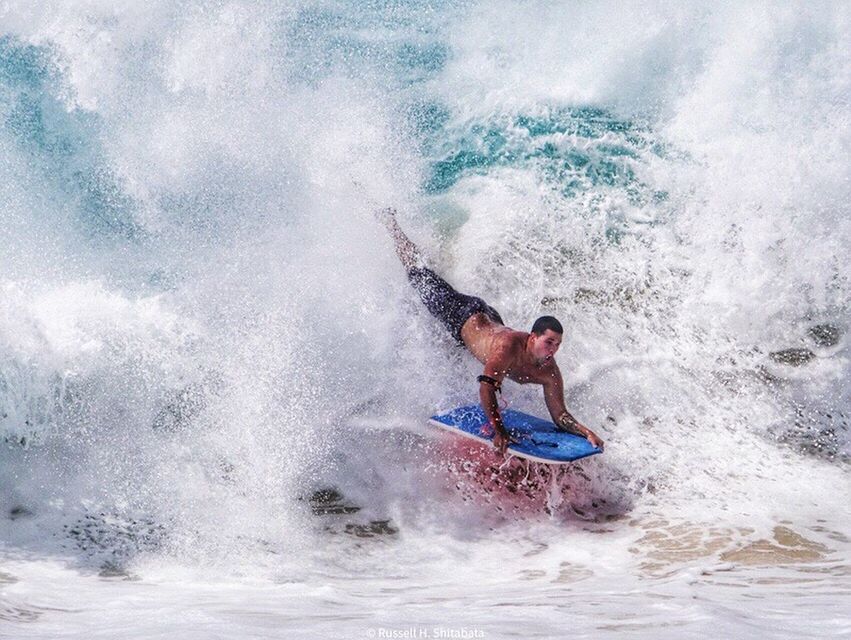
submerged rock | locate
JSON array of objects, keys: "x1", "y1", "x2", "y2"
[
  {"x1": 98, "y1": 561, "x2": 137, "y2": 580},
  {"x1": 571, "y1": 287, "x2": 641, "y2": 311},
  {"x1": 8, "y1": 505, "x2": 33, "y2": 520},
  {"x1": 776, "y1": 408, "x2": 849, "y2": 464},
  {"x1": 0, "y1": 571, "x2": 18, "y2": 585},
  {"x1": 152, "y1": 372, "x2": 223, "y2": 432},
  {"x1": 62, "y1": 512, "x2": 166, "y2": 561},
  {"x1": 152, "y1": 383, "x2": 208, "y2": 431},
  {"x1": 540, "y1": 295, "x2": 570, "y2": 308}
]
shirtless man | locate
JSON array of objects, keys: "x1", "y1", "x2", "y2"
[{"x1": 378, "y1": 208, "x2": 605, "y2": 455}]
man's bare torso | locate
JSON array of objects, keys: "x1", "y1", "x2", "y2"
[{"x1": 460, "y1": 313, "x2": 557, "y2": 385}]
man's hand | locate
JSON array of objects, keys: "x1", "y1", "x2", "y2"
[
  {"x1": 492, "y1": 426, "x2": 516, "y2": 456},
  {"x1": 585, "y1": 430, "x2": 605, "y2": 451},
  {"x1": 573, "y1": 422, "x2": 605, "y2": 450},
  {"x1": 556, "y1": 411, "x2": 605, "y2": 452}
]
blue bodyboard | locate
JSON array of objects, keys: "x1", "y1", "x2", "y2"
[{"x1": 430, "y1": 404, "x2": 601, "y2": 464}]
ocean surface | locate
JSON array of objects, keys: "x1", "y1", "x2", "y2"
[{"x1": 1, "y1": 1, "x2": 849, "y2": 638}]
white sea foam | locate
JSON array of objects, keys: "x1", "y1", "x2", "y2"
[{"x1": 0, "y1": 1, "x2": 849, "y2": 638}]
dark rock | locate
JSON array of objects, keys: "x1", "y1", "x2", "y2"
[
  {"x1": 307, "y1": 488, "x2": 361, "y2": 515},
  {"x1": 343, "y1": 520, "x2": 398, "y2": 538},
  {"x1": 808, "y1": 324, "x2": 842, "y2": 348},
  {"x1": 310, "y1": 488, "x2": 342, "y2": 503},
  {"x1": 769, "y1": 348, "x2": 816, "y2": 366}
]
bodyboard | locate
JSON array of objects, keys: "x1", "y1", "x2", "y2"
[{"x1": 429, "y1": 404, "x2": 601, "y2": 464}]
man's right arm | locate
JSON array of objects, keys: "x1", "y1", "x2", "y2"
[{"x1": 479, "y1": 342, "x2": 514, "y2": 454}]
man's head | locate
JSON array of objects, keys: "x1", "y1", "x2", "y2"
[{"x1": 528, "y1": 316, "x2": 563, "y2": 362}]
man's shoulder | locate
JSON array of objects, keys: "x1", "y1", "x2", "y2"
[{"x1": 493, "y1": 329, "x2": 528, "y2": 352}]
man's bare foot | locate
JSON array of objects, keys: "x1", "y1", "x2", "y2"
[
  {"x1": 374, "y1": 207, "x2": 397, "y2": 230},
  {"x1": 377, "y1": 206, "x2": 424, "y2": 271}
]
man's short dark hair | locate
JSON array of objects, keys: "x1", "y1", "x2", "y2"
[{"x1": 531, "y1": 316, "x2": 563, "y2": 336}]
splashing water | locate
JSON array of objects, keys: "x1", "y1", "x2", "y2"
[{"x1": 0, "y1": 1, "x2": 849, "y2": 638}]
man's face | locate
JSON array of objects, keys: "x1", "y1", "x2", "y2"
[{"x1": 530, "y1": 329, "x2": 562, "y2": 362}]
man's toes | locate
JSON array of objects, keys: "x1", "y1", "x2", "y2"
[{"x1": 374, "y1": 207, "x2": 397, "y2": 226}]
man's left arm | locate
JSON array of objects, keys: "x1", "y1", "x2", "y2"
[{"x1": 542, "y1": 366, "x2": 605, "y2": 450}]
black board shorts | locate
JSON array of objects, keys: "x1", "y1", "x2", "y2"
[{"x1": 407, "y1": 267, "x2": 504, "y2": 344}]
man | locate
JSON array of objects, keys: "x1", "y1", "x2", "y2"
[{"x1": 378, "y1": 208, "x2": 605, "y2": 456}]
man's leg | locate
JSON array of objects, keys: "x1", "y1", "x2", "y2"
[
  {"x1": 375, "y1": 207, "x2": 422, "y2": 271},
  {"x1": 378, "y1": 208, "x2": 491, "y2": 344}
]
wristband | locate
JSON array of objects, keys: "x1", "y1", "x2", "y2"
[{"x1": 477, "y1": 375, "x2": 502, "y2": 393}]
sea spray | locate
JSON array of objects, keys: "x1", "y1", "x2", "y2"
[{"x1": 0, "y1": 2, "x2": 848, "y2": 637}]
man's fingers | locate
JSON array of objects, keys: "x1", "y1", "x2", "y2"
[{"x1": 493, "y1": 437, "x2": 507, "y2": 456}]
